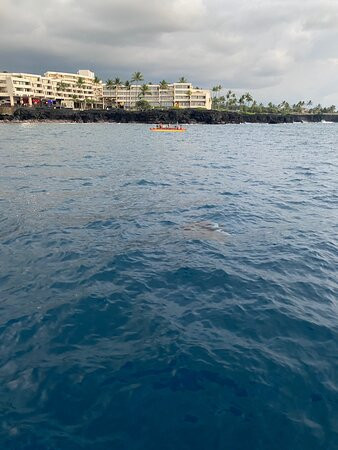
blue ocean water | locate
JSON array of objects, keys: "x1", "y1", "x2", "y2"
[{"x1": 0, "y1": 122, "x2": 337, "y2": 450}]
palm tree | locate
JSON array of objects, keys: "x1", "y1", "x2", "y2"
[
  {"x1": 136, "y1": 99, "x2": 151, "y2": 111},
  {"x1": 279, "y1": 101, "x2": 290, "y2": 113},
  {"x1": 76, "y1": 77, "x2": 85, "y2": 108},
  {"x1": 187, "y1": 89, "x2": 192, "y2": 108},
  {"x1": 292, "y1": 101, "x2": 304, "y2": 113},
  {"x1": 131, "y1": 72, "x2": 144, "y2": 84},
  {"x1": 106, "y1": 79, "x2": 114, "y2": 93},
  {"x1": 139, "y1": 83, "x2": 149, "y2": 99},
  {"x1": 56, "y1": 82, "x2": 67, "y2": 104},
  {"x1": 72, "y1": 94, "x2": 78, "y2": 109},
  {"x1": 114, "y1": 77, "x2": 122, "y2": 106},
  {"x1": 239, "y1": 95, "x2": 246, "y2": 109},
  {"x1": 217, "y1": 85, "x2": 222, "y2": 108},
  {"x1": 225, "y1": 90, "x2": 232, "y2": 108},
  {"x1": 244, "y1": 92, "x2": 253, "y2": 106},
  {"x1": 57, "y1": 81, "x2": 67, "y2": 93},
  {"x1": 267, "y1": 102, "x2": 277, "y2": 113},
  {"x1": 105, "y1": 79, "x2": 114, "y2": 108},
  {"x1": 124, "y1": 80, "x2": 131, "y2": 108},
  {"x1": 313, "y1": 104, "x2": 322, "y2": 113},
  {"x1": 159, "y1": 80, "x2": 168, "y2": 90},
  {"x1": 91, "y1": 76, "x2": 101, "y2": 108},
  {"x1": 229, "y1": 94, "x2": 237, "y2": 110},
  {"x1": 212, "y1": 86, "x2": 218, "y2": 109},
  {"x1": 159, "y1": 80, "x2": 169, "y2": 108},
  {"x1": 178, "y1": 77, "x2": 187, "y2": 83},
  {"x1": 212, "y1": 85, "x2": 222, "y2": 108},
  {"x1": 76, "y1": 77, "x2": 84, "y2": 90},
  {"x1": 85, "y1": 98, "x2": 93, "y2": 110},
  {"x1": 219, "y1": 96, "x2": 225, "y2": 109},
  {"x1": 131, "y1": 72, "x2": 144, "y2": 101}
]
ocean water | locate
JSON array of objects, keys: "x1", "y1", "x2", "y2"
[{"x1": 0, "y1": 123, "x2": 337, "y2": 450}]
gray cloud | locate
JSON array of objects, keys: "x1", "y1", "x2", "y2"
[{"x1": 1, "y1": 0, "x2": 338, "y2": 104}]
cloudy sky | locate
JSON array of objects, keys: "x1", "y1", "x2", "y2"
[{"x1": 1, "y1": 0, "x2": 338, "y2": 104}]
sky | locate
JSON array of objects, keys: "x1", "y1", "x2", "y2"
[{"x1": 1, "y1": 0, "x2": 338, "y2": 105}]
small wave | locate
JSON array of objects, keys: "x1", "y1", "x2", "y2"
[
  {"x1": 220, "y1": 191, "x2": 241, "y2": 197},
  {"x1": 85, "y1": 219, "x2": 120, "y2": 230},
  {"x1": 123, "y1": 179, "x2": 171, "y2": 187}
]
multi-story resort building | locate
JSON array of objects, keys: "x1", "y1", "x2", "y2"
[
  {"x1": 44, "y1": 70, "x2": 103, "y2": 109},
  {"x1": 0, "y1": 70, "x2": 103, "y2": 109},
  {"x1": 0, "y1": 70, "x2": 211, "y2": 110},
  {"x1": 103, "y1": 82, "x2": 212, "y2": 109}
]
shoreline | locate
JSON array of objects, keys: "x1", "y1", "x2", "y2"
[
  {"x1": 1, "y1": 107, "x2": 337, "y2": 124},
  {"x1": 0, "y1": 120, "x2": 335, "y2": 126}
]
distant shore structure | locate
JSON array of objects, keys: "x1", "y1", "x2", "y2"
[{"x1": 0, "y1": 69, "x2": 212, "y2": 110}]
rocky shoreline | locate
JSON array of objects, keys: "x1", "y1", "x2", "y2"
[{"x1": 1, "y1": 107, "x2": 337, "y2": 124}]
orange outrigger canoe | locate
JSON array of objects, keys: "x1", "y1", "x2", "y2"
[{"x1": 150, "y1": 124, "x2": 186, "y2": 132}]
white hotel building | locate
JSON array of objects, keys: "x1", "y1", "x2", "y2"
[
  {"x1": 103, "y1": 83, "x2": 211, "y2": 110},
  {"x1": 0, "y1": 69, "x2": 211, "y2": 110},
  {"x1": 0, "y1": 70, "x2": 103, "y2": 109}
]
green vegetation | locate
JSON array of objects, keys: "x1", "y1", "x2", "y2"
[
  {"x1": 158, "y1": 80, "x2": 169, "y2": 108},
  {"x1": 212, "y1": 85, "x2": 222, "y2": 109},
  {"x1": 131, "y1": 72, "x2": 144, "y2": 101},
  {"x1": 131, "y1": 72, "x2": 144, "y2": 84},
  {"x1": 57, "y1": 81, "x2": 67, "y2": 92},
  {"x1": 159, "y1": 80, "x2": 169, "y2": 90},
  {"x1": 139, "y1": 83, "x2": 150, "y2": 98},
  {"x1": 76, "y1": 77, "x2": 84, "y2": 88},
  {"x1": 124, "y1": 80, "x2": 131, "y2": 106},
  {"x1": 114, "y1": 77, "x2": 122, "y2": 102},
  {"x1": 135, "y1": 99, "x2": 151, "y2": 111},
  {"x1": 106, "y1": 79, "x2": 114, "y2": 94},
  {"x1": 102, "y1": 74, "x2": 336, "y2": 114},
  {"x1": 211, "y1": 88, "x2": 336, "y2": 114},
  {"x1": 85, "y1": 98, "x2": 94, "y2": 109},
  {"x1": 187, "y1": 90, "x2": 192, "y2": 108}
]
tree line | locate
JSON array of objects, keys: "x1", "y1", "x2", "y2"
[
  {"x1": 211, "y1": 86, "x2": 336, "y2": 114},
  {"x1": 105, "y1": 73, "x2": 187, "y2": 95}
]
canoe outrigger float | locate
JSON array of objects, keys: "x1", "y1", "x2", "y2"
[{"x1": 150, "y1": 123, "x2": 186, "y2": 132}]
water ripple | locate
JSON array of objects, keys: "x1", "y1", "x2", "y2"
[{"x1": 0, "y1": 123, "x2": 337, "y2": 449}]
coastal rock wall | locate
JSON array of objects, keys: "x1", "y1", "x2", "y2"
[{"x1": 0, "y1": 107, "x2": 336, "y2": 124}]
